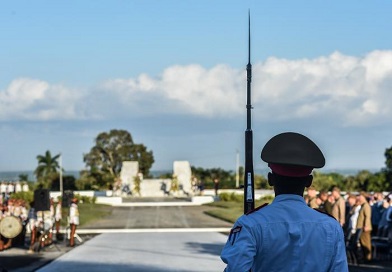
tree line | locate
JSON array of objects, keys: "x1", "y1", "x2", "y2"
[
  {"x1": 32, "y1": 129, "x2": 392, "y2": 193},
  {"x1": 34, "y1": 129, "x2": 154, "y2": 191}
]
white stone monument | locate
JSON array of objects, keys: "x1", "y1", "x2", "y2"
[
  {"x1": 173, "y1": 161, "x2": 192, "y2": 196},
  {"x1": 120, "y1": 161, "x2": 139, "y2": 189}
]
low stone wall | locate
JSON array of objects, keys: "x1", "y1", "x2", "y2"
[
  {"x1": 95, "y1": 196, "x2": 122, "y2": 205},
  {"x1": 202, "y1": 189, "x2": 274, "y2": 199},
  {"x1": 49, "y1": 188, "x2": 274, "y2": 206},
  {"x1": 191, "y1": 196, "x2": 215, "y2": 204},
  {"x1": 127, "y1": 178, "x2": 194, "y2": 197},
  {"x1": 140, "y1": 178, "x2": 172, "y2": 197},
  {"x1": 50, "y1": 190, "x2": 95, "y2": 199}
]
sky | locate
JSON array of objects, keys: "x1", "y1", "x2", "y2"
[{"x1": 1, "y1": 1, "x2": 392, "y2": 174}]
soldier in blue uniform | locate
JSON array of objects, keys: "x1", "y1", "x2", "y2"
[{"x1": 221, "y1": 132, "x2": 348, "y2": 272}]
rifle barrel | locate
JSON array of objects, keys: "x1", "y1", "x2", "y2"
[{"x1": 244, "y1": 11, "x2": 255, "y2": 214}]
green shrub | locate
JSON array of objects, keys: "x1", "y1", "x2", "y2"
[
  {"x1": 218, "y1": 192, "x2": 244, "y2": 202},
  {"x1": 74, "y1": 194, "x2": 96, "y2": 204},
  {"x1": 219, "y1": 192, "x2": 231, "y2": 201},
  {"x1": 259, "y1": 195, "x2": 274, "y2": 202},
  {"x1": 230, "y1": 192, "x2": 244, "y2": 202},
  {"x1": 10, "y1": 191, "x2": 34, "y2": 205},
  {"x1": 170, "y1": 175, "x2": 179, "y2": 193}
]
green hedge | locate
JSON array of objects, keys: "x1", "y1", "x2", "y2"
[
  {"x1": 218, "y1": 192, "x2": 244, "y2": 202},
  {"x1": 10, "y1": 191, "x2": 34, "y2": 205},
  {"x1": 74, "y1": 194, "x2": 96, "y2": 204}
]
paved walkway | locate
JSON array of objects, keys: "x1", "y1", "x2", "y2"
[
  {"x1": 37, "y1": 232, "x2": 228, "y2": 272},
  {"x1": 36, "y1": 202, "x2": 232, "y2": 271}
]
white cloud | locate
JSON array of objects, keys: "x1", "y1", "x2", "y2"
[
  {"x1": 103, "y1": 50, "x2": 392, "y2": 126},
  {"x1": 0, "y1": 78, "x2": 83, "y2": 120},
  {"x1": 103, "y1": 64, "x2": 243, "y2": 117},
  {"x1": 251, "y1": 51, "x2": 392, "y2": 126},
  {"x1": 2, "y1": 50, "x2": 392, "y2": 127}
]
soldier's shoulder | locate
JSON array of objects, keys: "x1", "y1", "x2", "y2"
[
  {"x1": 246, "y1": 203, "x2": 269, "y2": 215},
  {"x1": 313, "y1": 208, "x2": 337, "y2": 220}
]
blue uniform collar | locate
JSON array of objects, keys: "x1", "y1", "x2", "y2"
[{"x1": 272, "y1": 194, "x2": 306, "y2": 204}]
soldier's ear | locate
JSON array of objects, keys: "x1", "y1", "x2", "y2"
[
  {"x1": 305, "y1": 175, "x2": 313, "y2": 188},
  {"x1": 267, "y1": 172, "x2": 274, "y2": 186}
]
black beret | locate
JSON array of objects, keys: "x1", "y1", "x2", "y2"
[{"x1": 261, "y1": 132, "x2": 325, "y2": 168}]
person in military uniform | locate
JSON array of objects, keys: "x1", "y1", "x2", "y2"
[
  {"x1": 356, "y1": 192, "x2": 372, "y2": 262},
  {"x1": 316, "y1": 190, "x2": 328, "y2": 212},
  {"x1": 331, "y1": 186, "x2": 346, "y2": 227},
  {"x1": 307, "y1": 186, "x2": 318, "y2": 208},
  {"x1": 221, "y1": 132, "x2": 348, "y2": 271}
]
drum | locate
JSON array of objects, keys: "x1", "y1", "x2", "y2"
[
  {"x1": 0, "y1": 216, "x2": 23, "y2": 238},
  {"x1": 36, "y1": 210, "x2": 53, "y2": 231}
]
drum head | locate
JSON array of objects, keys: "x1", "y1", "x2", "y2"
[{"x1": 0, "y1": 216, "x2": 22, "y2": 238}]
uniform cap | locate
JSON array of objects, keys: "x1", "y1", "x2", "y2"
[
  {"x1": 261, "y1": 132, "x2": 325, "y2": 176},
  {"x1": 268, "y1": 163, "x2": 313, "y2": 177}
]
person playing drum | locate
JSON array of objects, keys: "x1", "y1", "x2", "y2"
[
  {"x1": 2, "y1": 202, "x2": 13, "y2": 249},
  {"x1": 27, "y1": 201, "x2": 38, "y2": 253},
  {"x1": 0, "y1": 204, "x2": 4, "y2": 251}
]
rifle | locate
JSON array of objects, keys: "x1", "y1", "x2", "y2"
[{"x1": 243, "y1": 11, "x2": 255, "y2": 214}]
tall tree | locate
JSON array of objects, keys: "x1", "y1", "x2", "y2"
[
  {"x1": 312, "y1": 171, "x2": 337, "y2": 192},
  {"x1": 83, "y1": 129, "x2": 154, "y2": 187},
  {"x1": 385, "y1": 147, "x2": 392, "y2": 170},
  {"x1": 366, "y1": 172, "x2": 387, "y2": 192},
  {"x1": 383, "y1": 146, "x2": 392, "y2": 191},
  {"x1": 51, "y1": 175, "x2": 77, "y2": 191},
  {"x1": 191, "y1": 166, "x2": 236, "y2": 189},
  {"x1": 34, "y1": 150, "x2": 60, "y2": 188},
  {"x1": 18, "y1": 173, "x2": 29, "y2": 182}
]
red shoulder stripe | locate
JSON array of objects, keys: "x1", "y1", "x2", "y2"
[{"x1": 246, "y1": 203, "x2": 268, "y2": 215}]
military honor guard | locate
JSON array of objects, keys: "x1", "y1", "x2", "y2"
[{"x1": 221, "y1": 132, "x2": 348, "y2": 271}]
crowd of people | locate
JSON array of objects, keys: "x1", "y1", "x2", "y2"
[
  {"x1": 0, "y1": 195, "x2": 62, "y2": 252},
  {"x1": 305, "y1": 186, "x2": 392, "y2": 263},
  {"x1": 0, "y1": 198, "x2": 28, "y2": 250},
  {"x1": 27, "y1": 196, "x2": 64, "y2": 252},
  {"x1": 0, "y1": 183, "x2": 80, "y2": 252},
  {"x1": 0, "y1": 181, "x2": 30, "y2": 202}
]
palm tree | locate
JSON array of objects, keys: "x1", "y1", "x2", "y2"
[
  {"x1": 18, "y1": 173, "x2": 29, "y2": 182},
  {"x1": 34, "y1": 150, "x2": 61, "y2": 188}
]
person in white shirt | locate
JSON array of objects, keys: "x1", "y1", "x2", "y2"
[
  {"x1": 54, "y1": 197, "x2": 62, "y2": 239},
  {"x1": 69, "y1": 198, "x2": 79, "y2": 247}
]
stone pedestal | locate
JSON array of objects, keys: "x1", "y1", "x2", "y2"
[
  {"x1": 120, "y1": 161, "x2": 139, "y2": 189},
  {"x1": 173, "y1": 161, "x2": 192, "y2": 196}
]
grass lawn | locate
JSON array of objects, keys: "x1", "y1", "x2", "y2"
[
  {"x1": 61, "y1": 203, "x2": 113, "y2": 227},
  {"x1": 204, "y1": 198, "x2": 273, "y2": 224},
  {"x1": 58, "y1": 198, "x2": 273, "y2": 228}
]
